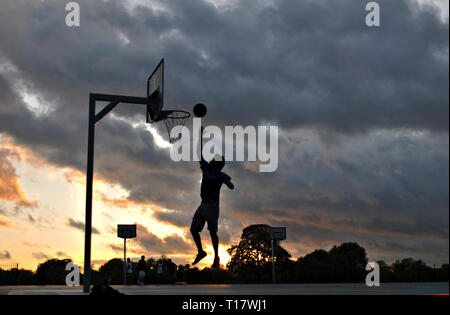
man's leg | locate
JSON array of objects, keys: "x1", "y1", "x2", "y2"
[
  {"x1": 190, "y1": 212, "x2": 207, "y2": 265},
  {"x1": 191, "y1": 228, "x2": 207, "y2": 265},
  {"x1": 210, "y1": 230, "x2": 219, "y2": 259},
  {"x1": 210, "y1": 230, "x2": 220, "y2": 268},
  {"x1": 207, "y1": 203, "x2": 220, "y2": 268},
  {"x1": 191, "y1": 228, "x2": 203, "y2": 253}
]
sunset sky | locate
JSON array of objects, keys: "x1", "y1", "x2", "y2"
[{"x1": 0, "y1": 0, "x2": 449, "y2": 271}]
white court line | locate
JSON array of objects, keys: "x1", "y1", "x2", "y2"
[{"x1": 8, "y1": 290, "x2": 86, "y2": 295}]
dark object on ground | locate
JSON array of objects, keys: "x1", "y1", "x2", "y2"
[{"x1": 90, "y1": 284, "x2": 124, "y2": 296}]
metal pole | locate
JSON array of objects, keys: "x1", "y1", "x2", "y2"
[
  {"x1": 124, "y1": 238, "x2": 127, "y2": 285},
  {"x1": 83, "y1": 94, "x2": 95, "y2": 294},
  {"x1": 81, "y1": 93, "x2": 147, "y2": 294},
  {"x1": 271, "y1": 239, "x2": 276, "y2": 284}
]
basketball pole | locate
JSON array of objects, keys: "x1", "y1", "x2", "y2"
[
  {"x1": 83, "y1": 93, "x2": 148, "y2": 294},
  {"x1": 271, "y1": 239, "x2": 276, "y2": 284},
  {"x1": 123, "y1": 238, "x2": 127, "y2": 286},
  {"x1": 83, "y1": 95, "x2": 95, "y2": 294}
]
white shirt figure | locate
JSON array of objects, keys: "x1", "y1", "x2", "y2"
[{"x1": 157, "y1": 263, "x2": 163, "y2": 274}]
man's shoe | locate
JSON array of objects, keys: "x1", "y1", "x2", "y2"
[
  {"x1": 192, "y1": 251, "x2": 207, "y2": 265},
  {"x1": 211, "y1": 257, "x2": 220, "y2": 269}
]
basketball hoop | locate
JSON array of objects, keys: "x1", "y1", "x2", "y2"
[{"x1": 158, "y1": 110, "x2": 191, "y2": 144}]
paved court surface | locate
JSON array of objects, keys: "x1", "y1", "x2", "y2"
[{"x1": 2, "y1": 282, "x2": 448, "y2": 295}]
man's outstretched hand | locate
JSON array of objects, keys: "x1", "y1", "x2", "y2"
[{"x1": 225, "y1": 181, "x2": 234, "y2": 190}]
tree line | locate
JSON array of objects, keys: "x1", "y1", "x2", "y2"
[{"x1": 0, "y1": 225, "x2": 448, "y2": 285}]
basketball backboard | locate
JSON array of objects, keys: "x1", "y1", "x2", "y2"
[
  {"x1": 147, "y1": 59, "x2": 164, "y2": 123},
  {"x1": 270, "y1": 227, "x2": 286, "y2": 241},
  {"x1": 118, "y1": 224, "x2": 137, "y2": 239}
]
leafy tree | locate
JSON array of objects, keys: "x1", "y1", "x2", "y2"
[
  {"x1": 0, "y1": 268, "x2": 34, "y2": 285},
  {"x1": 294, "y1": 242, "x2": 367, "y2": 283},
  {"x1": 17, "y1": 269, "x2": 34, "y2": 285},
  {"x1": 34, "y1": 259, "x2": 72, "y2": 285},
  {"x1": 295, "y1": 249, "x2": 334, "y2": 283},
  {"x1": 436, "y1": 264, "x2": 449, "y2": 282},
  {"x1": 97, "y1": 258, "x2": 124, "y2": 284},
  {"x1": 392, "y1": 258, "x2": 434, "y2": 282},
  {"x1": 329, "y1": 242, "x2": 368, "y2": 282},
  {"x1": 227, "y1": 224, "x2": 291, "y2": 283},
  {"x1": 376, "y1": 260, "x2": 394, "y2": 282}
]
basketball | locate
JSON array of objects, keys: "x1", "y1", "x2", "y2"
[{"x1": 193, "y1": 103, "x2": 207, "y2": 118}]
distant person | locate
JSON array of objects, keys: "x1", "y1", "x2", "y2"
[
  {"x1": 170, "y1": 262, "x2": 177, "y2": 280},
  {"x1": 157, "y1": 260, "x2": 164, "y2": 285},
  {"x1": 126, "y1": 258, "x2": 133, "y2": 284},
  {"x1": 177, "y1": 265, "x2": 185, "y2": 282},
  {"x1": 190, "y1": 155, "x2": 234, "y2": 269},
  {"x1": 137, "y1": 256, "x2": 146, "y2": 286}
]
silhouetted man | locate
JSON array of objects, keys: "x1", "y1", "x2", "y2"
[
  {"x1": 137, "y1": 256, "x2": 146, "y2": 285},
  {"x1": 190, "y1": 156, "x2": 234, "y2": 269},
  {"x1": 126, "y1": 258, "x2": 133, "y2": 284},
  {"x1": 156, "y1": 260, "x2": 164, "y2": 285}
]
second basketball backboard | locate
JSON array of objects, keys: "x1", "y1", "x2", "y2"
[{"x1": 270, "y1": 227, "x2": 286, "y2": 241}]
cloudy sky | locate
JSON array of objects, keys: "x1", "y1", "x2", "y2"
[{"x1": 0, "y1": 0, "x2": 448, "y2": 270}]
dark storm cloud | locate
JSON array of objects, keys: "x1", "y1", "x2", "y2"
[
  {"x1": 108, "y1": 244, "x2": 142, "y2": 256},
  {"x1": 66, "y1": 218, "x2": 100, "y2": 234},
  {"x1": 153, "y1": 209, "x2": 234, "y2": 244},
  {"x1": 0, "y1": 0, "x2": 448, "y2": 263},
  {"x1": 221, "y1": 130, "x2": 449, "y2": 263},
  {"x1": 0, "y1": 0, "x2": 448, "y2": 132},
  {"x1": 154, "y1": 210, "x2": 192, "y2": 228},
  {"x1": 134, "y1": 0, "x2": 448, "y2": 132},
  {"x1": 0, "y1": 250, "x2": 11, "y2": 260},
  {"x1": 55, "y1": 251, "x2": 71, "y2": 259},
  {"x1": 131, "y1": 224, "x2": 194, "y2": 255},
  {"x1": 365, "y1": 216, "x2": 449, "y2": 240},
  {"x1": 32, "y1": 251, "x2": 50, "y2": 261}
]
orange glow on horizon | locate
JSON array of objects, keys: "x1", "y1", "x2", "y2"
[{"x1": 0, "y1": 136, "x2": 237, "y2": 271}]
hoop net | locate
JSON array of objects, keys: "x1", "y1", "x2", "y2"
[{"x1": 160, "y1": 110, "x2": 191, "y2": 144}]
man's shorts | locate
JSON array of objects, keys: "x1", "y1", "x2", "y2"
[
  {"x1": 138, "y1": 271, "x2": 145, "y2": 278},
  {"x1": 190, "y1": 200, "x2": 220, "y2": 233}
]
